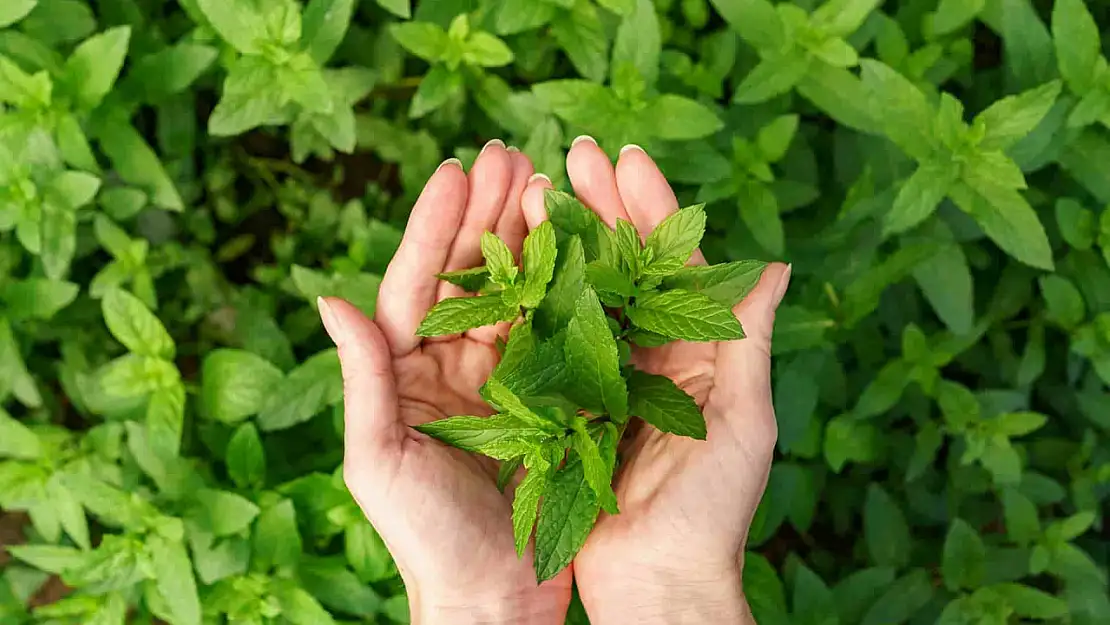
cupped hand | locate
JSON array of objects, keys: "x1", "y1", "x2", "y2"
[
  {"x1": 521, "y1": 138, "x2": 791, "y2": 625},
  {"x1": 319, "y1": 143, "x2": 572, "y2": 625}
]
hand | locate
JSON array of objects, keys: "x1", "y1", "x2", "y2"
[
  {"x1": 520, "y1": 138, "x2": 791, "y2": 625},
  {"x1": 318, "y1": 142, "x2": 572, "y2": 625}
]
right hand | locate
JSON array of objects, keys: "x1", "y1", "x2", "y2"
[{"x1": 520, "y1": 138, "x2": 791, "y2": 624}]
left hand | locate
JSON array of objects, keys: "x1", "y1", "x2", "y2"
[{"x1": 319, "y1": 142, "x2": 572, "y2": 625}]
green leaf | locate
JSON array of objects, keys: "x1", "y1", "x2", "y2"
[
  {"x1": 571, "y1": 419, "x2": 618, "y2": 513},
  {"x1": 0, "y1": 1, "x2": 37, "y2": 28},
  {"x1": 296, "y1": 557, "x2": 381, "y2": 617},
  {"x1": 737, "y1": 179, "x2": 784, "y2": 256},
  {"x1": 47, "y1": 170, "x2": 100, "y2": 210},
  {"x1": 101, "y1": 288, "x2": 175, "y2": 359},
  {"x1": 534, "y1": 457, "x2": 600, "y2": 582},
  {"x1": 1, "y1": 278, "x2": 78, "y2": 321},
  {"x1": 860, "y1": 59, "x2": 937, "y2": 160},
  {"x1": 438, "y1": 266, "x2": 491, "y2": 292},
  {"x1": 496, "y1": 0, "x2": 554, "y2": 34},
  {"x1": 122, "y1": 43, "x2": 217, "y2": 105},
  {"x1": 644, "y1": 95, "x2": 724, "y2": 141},
  {"x1": 929, "y1": 0, "x2": 985, "y2": 36},
  {"x1": 417, "y1": 293, "x2": 519, "y2": 336},
  {"x1": 612, "y1": 0, "x2": 660, "y2": 88},
  {"x1": 226, "y1": 423, "x2": 266, "y2": 489},
  {"x1": 612, "y1": 219, "x2": 641, "y2": 278},
  {"x1": 537, "y1": 235, "x2": 587, "y2": 336},
  {"x1": 643, "y1": 204, "x2": 706, "y2": 275},
  {"x1": 913, "y1": 243, "x2": 975, "y2": 335},
  {"x1": 55, "y1": 112, "x2": 98, "y2": 172},
  {"x1": 512, "y1": 456, "x2": 552, "y2": 555},
  {"x1": 390, "y1": 22, "x2": 448, "y2": 63},
  {"x1": 994, "y1": 583, "x2": 1068, "y2": 618},
  {"x1": 661, "y1": 261, "x2": 767, "y2": 307},
  {"x1": 275, "y1": 584, "x2": 337, "y2": 625},
  {"x1": 522, "y1": 221, "x2": 558, "y2": 308},
  {"x1": 410, "y1": 64, "x2": 464, "y2": 118},
  {"x1": 0, "y1": 409, "x2": 40, "y2": 459},
  {"x1": 482, "y1": 230, "x2": 519, "y2": 286},
  {"x1": 195, "y1": 0, "x2": 268, "y2": 54},
  {"x1": 207, "y1": 56, "x2": 285, "y2": 136},
  {"x1": 465, "y1": 32, "x2": 514, "y2": 67},
  {"x1": 860, "y1": 569, "x2": 934, "y2": 625},
  {"x1": 832, "y1": 567, "x2": 897, "y2": 625},
  {"x1": 811, "y1": 0, "x2": 882, "y2": 37},
  {"x1": 7, "y1": 545, "x2": 83, "y2": 574},
  {"x1": 253, "y1": 499, "x2": 302, "y2": 570},
  {"x1": 93, "y1": 118, "x2": 183, "y2": 210},
  {"x1": 550, "y1": 3, "x2": 608, "y2": 83},
  {"x1": 1001, "y1": 488, "x2": 1040, "y2": 544},
  {"x1": 627, "y1": 289, "x2": 744, "y2": 341},
  {"x1": 302, "y1": 0, "x2": 355, "y2": 65},
  {"x1": 709, "y1": 0, "x2": 785, "y2": 53},
  {"x1": 864, "y1": 484, "x2": 911, "y2": 568},
  {"x1": 948, "y1": 181, "x2": 1053, "y2": 271},
  {"x1": 60, "y1": 27, "x2": 130, "y2": 110},
  {"x1": 192, "y1": 489, "x2": 260, "y2": 537},
  {"x1": 627, "y1": 369, "x2": 706, "y2": 439},
  {"x1": 941, "y1": 519, "x2": 986, "y2": 590},
  {"x1": 148, "y1": 536, "x2": 201, "y2": 625},
  {"x1": 974, "y1": 80, "x2": 1062, "y2": 151},
  {"x1": 756, "y1": 114, "x2": 799, "y2": 163},
  {"x1": 1057, "y1": 198, "x2": 1096, "y2": 250},
  {"x1": 1052, "y1": 0, "x2": 1101, "y2": 93},
  {"x1": 414, "y1": 414, "x2": 554, "y2": 460},
  {"x1": 258, "y1": 349, "x2": 343, "y2": 431},
  {"x1": 734, "y1": 51, "x2": 810, "y2": 104},
  {"x1": 564, "y1": 288, "x2": 628, "y2": 421},
  {"x1": 586, "y1": 262, "x2": 636, "y2": 304},
  {"x1": 346, "y1": 520, "x2": 396, "y2": 582},
  {"x1": 376, "y1": 0, "x2": 411, "y2": 18},
  {"x1": 201, "y1": 349, "x2": 284, "y2": 424},
  {"x1": 884, "y1": 161, "x2": 959, "y2": 235}
]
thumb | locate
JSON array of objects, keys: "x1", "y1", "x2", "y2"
[{"x1": 317, "y1": 297, "x2": 403, "y2": 463}]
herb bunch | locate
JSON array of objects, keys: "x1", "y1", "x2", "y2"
[{"x1": 414, "y1": 189, "x2": 767, "y2": 581}]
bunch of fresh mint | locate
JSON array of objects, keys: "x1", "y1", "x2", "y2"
[{"x1": 413, "y1": 190, "x2": 766, "y2": 581}]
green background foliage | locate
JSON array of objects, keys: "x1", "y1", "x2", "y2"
[{"x1": 0, "y1": 0, "x2": 1109, "y2": 623}]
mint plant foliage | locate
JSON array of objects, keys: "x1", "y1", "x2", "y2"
[{"x1": 414, "y1": 190, "x2": 766, "y2": 581}]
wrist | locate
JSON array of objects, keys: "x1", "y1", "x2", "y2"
[
  {"x1": 412, "y1": 586, "x2": 569, "y2": 625},
  {"x1": 578, "y1": 562, "x2": 753, "y2": 625}
]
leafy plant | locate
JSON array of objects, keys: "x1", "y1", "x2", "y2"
[{"x1": 414, "y1": 190, "x2": 763, "y2": 579}]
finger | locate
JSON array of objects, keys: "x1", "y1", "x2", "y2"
[
  {"x1": 566, "y1": 136, "x2": 632, "y2": 228},
  {"x1": 376, "y1": 159, "x2": 468, "y2": 355},
  {"x1": 713, "y1": 262, "x2": 792, "y2": 402},
  {"x1": 469, "y1": 151, "x2": 534, "y2": 345},
  {"x1": 438, "y1": 139, "x2": 514, "y2": 302},
  {"x1": 615, "y1": 144, "x2": 706, "y2": 265},
  {"x1": 319, "y1": 297, "x2": 403, "y2": 475},
  {"x1": 522, "y1": 173, "x2": 554, "y2": 230}
]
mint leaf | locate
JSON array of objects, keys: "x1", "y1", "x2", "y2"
[
  {"x1": 550, "y1": 3, "x2": 607, "y2": 82},
  {"x1": 1052, "y1": 0, "x2": 1101, "y2": 93},
  {"x1": 733, "y1": 50, "x2": 810, "y2": 104},
  {"x1": 612, "y1": 0, "x2": 660, "y2": 88},
  {"x1": 811, "y1": 0, "x2": 882, "y2": 37},
  {"x1": 586, "y1": 262, "x2": 636, "y2": 304},
  {"x1": 302, "y1": 0, "x2": 356, "y2": 65},
  {"x1": 661, "y1": 260, "x2": 767, "y2": 307},
  {"x1": 644, "y1": 95, "x2": 724, "y2": 140},
  {"x1": 884, "y1": 160, "x2": 959, "y2": 235},
  {"x1": 257, "y1": 349, "x2": 343, "y2": 431},
  {"x1": 196, "y1": 0, "x2": 267, "y2": 54},
  {"x1": 627, "y1": 369, "x2": 707, "y2": 439},
  {"x1": 201, "y1": 349, "x2": 283, "y2": 424},
  {"x1": 417, "y1": 294, "x2": 519, "y2": 336},
  {"x1": 522, "y1": 220, "x2": 557, "y2": 308},
  {"x1": 0, "y1": 408, "x2": 40, "y2": 459},
  {"x1": 941, "y1": 519, "x2": 986, "y2": 590},
  {"x1": 497, "y1": 456, "x2": 524, "y2": 493},
  {"x1": 61, "y1": 27, "x2": 130, "y2": 110},
  {"x1": 390, "y1": 21, "x2": 448, "y2": 63},
  {"x1": 570, "y1": 418, "x2": 618, "y2": 514},
  {"x1": 0, "y1": 1, "x2": 36, "y2": 28},
  {"x1": 948, "y1": 181, "x2": 1053, "y2": 271},
  {"x1": 627, "y1": 289, "x2": 744, "y2": 341},
  {"x1": 974, "y1": 80, "x2": 1062, "y2": 151},
  {"x1": 226, "y1": 423, "x2": 266, "y2": 489},
  {"x1": 1, "y1": 278, "x2": 79, "y2": 321},
  {"x1": 484, "y1": 377, "x2": 566, "y2": 434},
  {"x1": 860, "y1": 59, "x2": 937, "y2": 160},
  {"x1": 414, "y1": 414, "x2": 554, "y2": 459},
  {"x1": 482, "y1": 231, "x2": 519, "y2": 286},
  {"x1": 254, "y1": 499, "x2": 302, "y2": 571},
  {"x1": 511, "y1": 453, "x2": 554, "y2": 556},
  {"x1": 994, "y1": 584, "x2": 1068, "y2": 619},
  {"x1": 534, "y1": 456, "x2": 601, "y2": 582},
  {"x1": 536, "y1": 235, "x2": 587, "y2": 336},
  {"x1": 101, "y1": 288, "x2": 175, "y2": 359},
  {"x1": 564, "y1": 288, "x2": 629, "y2": 421},
  {"x1": 495, "y1": 332, "x2": 569, "y2": 397},
  {"x1": 437, "y1": 266, "x2": 491, "y2": 292},
  {"x1": 756, "y1": 114, "x2": 799, "y2": 162},
  {"x1": 644, "y1": 204, "x2": 706, "y2": 275},
  {"x1": 613, "y1": 219, "x2": 642, "y2": 280},
  {"x1": 465, "y1": 32, "x2": 514, "y2": 67},
  {"x1": 863, "y1": 484, "x2": 911, "y2": 568},
  {"x1": 148, "y1": 536, "x2": 202, "y2": 625}
]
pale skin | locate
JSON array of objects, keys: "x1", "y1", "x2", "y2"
[{"x1": 318, "y1": 137, "x2": 791, "y2": 625}]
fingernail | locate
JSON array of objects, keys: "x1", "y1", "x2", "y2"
[
  {"x1": 620, "y1": 144, "x2": 645, "y2": 157},
  {"x1": 571, "y1": 135, "x2": 597, "y2": 148},
  {"x1": 772, "y1": 264, "x2": 792, "y2": 308},
  {"x1": 436, "y1": 157, "x2": 462, "y2": 172},
  {"x1": 317, "y1": 296, "x2": 343, "y2": 341},
  {"x1": 528, "y1": 173, "x2": 551, "y2": 185},
  {"x1": 481, "y1": 138, "x2": 506, "y2": 154},
  {"x1": 506, "y1": 145, "x2": 520, "y2": 153}
]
